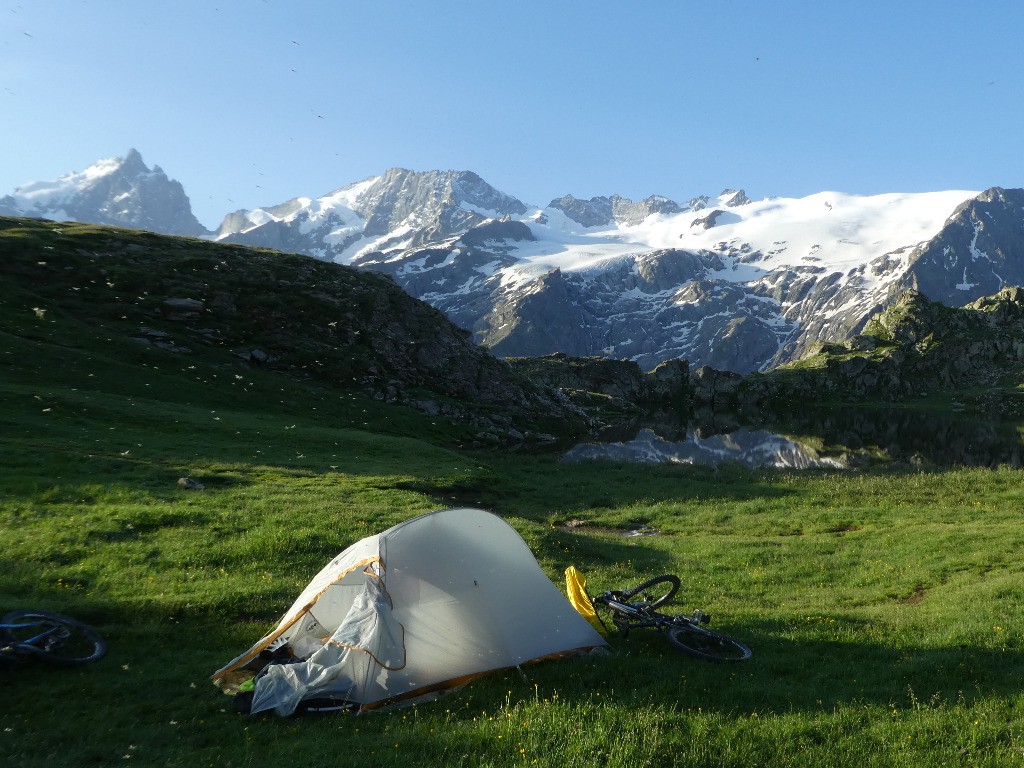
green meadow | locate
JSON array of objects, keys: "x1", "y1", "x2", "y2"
[{"x1": 3, "y1": 221, "x2": 1024, "y2": 767}]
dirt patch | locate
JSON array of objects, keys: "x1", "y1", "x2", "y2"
[
  {"x1": 826, "y1": 524, "x2": 862, "y2": 534},
  {"x1": 897, "y1": 584, "x2": 928, "y2": 604}
]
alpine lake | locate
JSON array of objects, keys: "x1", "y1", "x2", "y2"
[{"x1": 562, "y1": 404, "x2": 1024, "y2": 471}]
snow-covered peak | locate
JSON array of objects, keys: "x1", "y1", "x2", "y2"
[
  {"x1": 216, "y1": 168, "x2": 530, "y2": 260},
  {"x1": 0, "y1": 149, "x2": 208, "y2": 236},
  {"x1": 717, "y1": 189, "x2": 750, "y2": 207},
  {"x1": 7, "y1": 151, "x2": 137, "y2": 211}
]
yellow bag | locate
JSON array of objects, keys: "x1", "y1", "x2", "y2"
[{"x1": 564, "y1": 565, "x2": 602, "y2": 631}]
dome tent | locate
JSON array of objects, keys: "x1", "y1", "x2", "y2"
[{"x1": 213, "y1": 508, "x2": 607, "y2": 715}]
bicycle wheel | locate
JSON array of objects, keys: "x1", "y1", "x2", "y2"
[
  {"x1": 666, "y1": 623, "x2": 752, "y2": 662},
  {"x1": 619, "y1": 574, "x2": 680, "y2": 609},
  {"x1": 1, "y1": 610, "x2": 106, "y2": 665}
]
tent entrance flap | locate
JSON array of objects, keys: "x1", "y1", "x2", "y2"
[{"x1": 251, "y1": 574, "x2": 407, "y2": 716}]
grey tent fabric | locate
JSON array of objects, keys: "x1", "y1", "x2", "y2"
[{"x1": 213, "y1": 508, "x2": 607, "y2": 714}]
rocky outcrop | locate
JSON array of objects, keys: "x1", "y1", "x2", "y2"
[
  {"x1": 547, "y1": 194, "x2": 614, "y2": 228},
  {"x1": 547, "y1": 193, "x2": 684, "y2": 228},
  {"x1": 739, "y1": 287, "x2": 1024, "y2": 405},
  {"x1": 611, "y1": 194, "x2": 684, "y2": 226},
  {"x1": 645, "y1": 359, "x2": 691, "y2": 402},
  {"x1": 720, "y1": 189, "x2": 751, "y2": 207},
  {"x1": 458, "y1": 219, "x2": 535, "y2": 246},
  {"x1": 505, "y1": 353, "x2": 690, "y2": 413},
  {"x1": 690, "y1": 365, "x2": 744, "y2": 406},
  {"x1": 690, "y1": 209, "x2": 725, "y2": 229}
]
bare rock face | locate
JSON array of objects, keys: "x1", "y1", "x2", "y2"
[
  {"x1": 645, "y1": 359, "x2": 690, "y2": 402},
  {"x1": 903, "y1": 187, "x2": 1024, "y2": 307},
  {"x1": 220, "y1": 168, "x2": 529, "y2": 260},
  {"x1": 546, "y1": 194, "x2": 614, "y2": 228},
  {"x1": 547, "y1": 193, "x2": 684, "y2": 228},
  {"x1": 690, "y1": 365, "x2": 744, "y2": 406},
  {"x1": 347, "y1": 185, "x2": 1024, "y2": 377}
]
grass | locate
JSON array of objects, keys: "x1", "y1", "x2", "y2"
[
  {"x1": 5, "y1": 373, "x2": 1024, "y2": 767},
  {"x1": 3, "y1": 219, "x2": 1024, "y2": 766}
]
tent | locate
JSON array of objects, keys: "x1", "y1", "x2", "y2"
[{"x1": 212, "y1": 507, "x2": 607, "y2": 715}]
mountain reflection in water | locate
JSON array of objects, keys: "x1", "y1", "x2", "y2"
[
  {"x1": 763, "y1": 407, "x2": 1024, "y2": 469},
  {"x1": 562, "y1": 427, "x2": 846, "y2": 469},
  {"x1": 561, "y1": 407, "x2": 1024, "y2": 469}
]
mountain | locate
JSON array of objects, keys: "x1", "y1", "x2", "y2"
[
  {"x1": 215, "y1": 167, "x2": 528, "y2": 257},
  {"x1": 215, "y1": 172, "x2": 1020, "y2": 374},
  {"x1": 0, "y1": 149, "x2": 209, "y2": 237},
  {"x1": 9, "y1": 153, "x2": 1024, "y2": 375}
]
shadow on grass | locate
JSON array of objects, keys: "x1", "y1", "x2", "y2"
[
  {"x1": 15, "y1": 594, "x2": 1017, "y2": 720},
  {"x1": 528, "y1": 526, "x2": 678, "y2": 576},
  {"x1": 549, "y1": 615, "x2": 1024, "y2": 715},
  {"x1": 2, "y1": 600, "x2": 1022, "y2": 768},
  {"x1": 457, "y1": 456, "x2": 808, "y2": 523}
]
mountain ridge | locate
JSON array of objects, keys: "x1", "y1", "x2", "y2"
[{"x1": 7, "y1": 150, "x2": 1022, "y2": 375}]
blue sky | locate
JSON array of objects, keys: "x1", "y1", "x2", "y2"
[{"x1": 2, "y1": 1, "x2": 1023, "y2": 229}]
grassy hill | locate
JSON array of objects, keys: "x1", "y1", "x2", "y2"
[
  {"x1": 0, "y1": 216, "x2": 590, "y2": 446},
  {"x1": 2, "y1": 218, "x2": 1024, "y2": 767}
]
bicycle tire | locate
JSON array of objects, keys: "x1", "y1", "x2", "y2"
[
  {"x1": 666, "y1": 623, "x2": 752, "y2": 662},
  {"x1": 1, "y1": 610, "x2": 106, "y2": 666},
  {"x1": 619, "y1": 574, "x2": 680, "y2": 609}
]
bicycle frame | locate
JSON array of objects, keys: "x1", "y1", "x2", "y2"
[
  {"x1": 0, "y1": 618, "x2": 62, "y2": 658},
  {"x1": 581, "y1": 572, "x2": 752, "y2": 662},
  {"x1": 596, "y1": 593, "x2": 708, "y2": 635}
]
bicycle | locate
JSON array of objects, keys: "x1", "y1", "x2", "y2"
[
  {"x1": 590, "y1": 574, "x2": 752, "y2": 662},
  {"x1": 0, "y1": 609, "x2": 106, "y2": 666}
]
